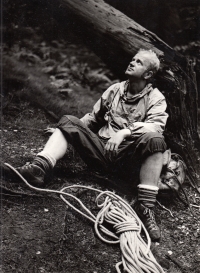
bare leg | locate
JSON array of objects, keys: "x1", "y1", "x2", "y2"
[
  {"x1": 139, "y1": 152, "x2": 163, "y2": 186},
  {"x1": 43, "y1": 128, "x2": 68, "y2": 160}
]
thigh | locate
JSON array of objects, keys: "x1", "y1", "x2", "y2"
[
  {"x1": 57, "y1": 115, "x2": 109, "y2": 171},
  {"x1": 112, "y1": 132, "x2": 167, "y2": 182}
]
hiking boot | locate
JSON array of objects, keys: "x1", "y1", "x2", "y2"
[
  {"x1": 16, "y1": 163, "x2": 45, "y2": 187},
  {"x1": 1, "y1": 162, "x2": 20, "y2": 182},
  {"x1": 134, "y1": 202, "x2": 161, "y2": 241}
]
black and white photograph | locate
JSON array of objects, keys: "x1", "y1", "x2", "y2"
[{"x1": 1, "y1": 0, "x2": 200, "y2": 272}]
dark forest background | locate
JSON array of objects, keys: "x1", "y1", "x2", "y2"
[
  {"x1": 2, "y1": 0, "x2": 200, "y2": 100},
  {"x1": 3, "y1": 0, "x2": 200, "y2": 45}
]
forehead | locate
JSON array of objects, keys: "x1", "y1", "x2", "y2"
[{"x1": 134, "y1": 52, "x2": 152, "y2": 64}]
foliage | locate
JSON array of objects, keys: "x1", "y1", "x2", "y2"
[{"x1": 3, "y1": 25, "x2": 119, "y2": 119}]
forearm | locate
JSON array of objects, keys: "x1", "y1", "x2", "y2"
[
  {"x1": 128, "y1": 122, "x2": 164, "y2": 137},
  {"x1": 127, "y1": 97, "x2": 168, "y2": 138}
]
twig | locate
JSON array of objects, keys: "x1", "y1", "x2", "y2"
[
  {"x1": 190, "y1": 204, "x2": 200, "y2": 208},
  {"x1": 156, "y1": 200, "x2": 174, "y2": 217},
  {"x1": 165, "y1": 254, "x2": 190, "y2": 273},
  {"x1": 1, "y1": 193, "x2": 23, "y2": 197}
]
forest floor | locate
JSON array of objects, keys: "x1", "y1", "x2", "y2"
[{"x1": 1, "y1": 26, "x2": 200, "y2": 273}]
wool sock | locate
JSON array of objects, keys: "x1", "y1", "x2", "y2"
[
  {"x1": 137, "y1": 184, "x2": 159, "y2": 208},
  {"x1": 32, "y1": 152, "x2": 57, "y2": 173}
]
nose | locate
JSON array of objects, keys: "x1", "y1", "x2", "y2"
[{"x1": 130, "y1": 60, "x2": 135, "y2": 66}]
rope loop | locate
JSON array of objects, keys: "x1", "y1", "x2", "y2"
[
  {"x1": 114, "y1": 221, "x2": 140, "y2": 234},
  {"x1": 5, "y1": 163, "x2": 165, "y2": 273}
]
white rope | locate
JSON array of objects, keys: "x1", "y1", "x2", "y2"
[{"x1": 5, "y1": 163, "x2": 165, "y2": 273}]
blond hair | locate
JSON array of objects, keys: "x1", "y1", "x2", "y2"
[{"x1": 138, "y1": 49, "x2": 160, "y2": 75}]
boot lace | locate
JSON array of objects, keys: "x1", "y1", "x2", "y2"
[
  {"x1": 144, "y1": 208, "x2": 158, "y2": 230},
  {"x1": 18, "y1": 163, "x2": 34, "y2": 171}
]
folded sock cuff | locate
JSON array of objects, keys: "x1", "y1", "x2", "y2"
[
  {"x1": 37, "y1": 152, "x2": 56, "y2": 168},
  {"x1": 138, "y1": 184, "x2": 159, "y2": 191},
  {"x1": 138, "y1": 184, "x2": 158, "y2": 208}
]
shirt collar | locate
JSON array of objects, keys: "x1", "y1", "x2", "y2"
[{"x1": 119, "y1": 81, "x2": 153, "y2": 102}]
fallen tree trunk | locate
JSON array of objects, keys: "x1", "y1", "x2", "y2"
[{"x1": 51, "y1": 0, "x2": 200, "y2": 189}]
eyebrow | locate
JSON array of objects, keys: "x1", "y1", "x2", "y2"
[{"x1": 132, "y1": 57, "x2": 143, "y2": 65}]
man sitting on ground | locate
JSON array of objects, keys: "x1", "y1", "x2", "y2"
[{"x1": 5, "y1": 49, "x2": 168, "y2": 241}]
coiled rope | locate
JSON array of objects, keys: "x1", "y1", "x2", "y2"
[{"x1": 5, "y1": 163, "x2": 165, "y2": 273}]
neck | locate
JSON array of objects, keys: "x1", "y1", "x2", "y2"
[{"x1": 127, "y1": 79, "x2": 147, "y2": 95}]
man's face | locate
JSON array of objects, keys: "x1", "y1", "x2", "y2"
[{"x1": 125, "y1": 52, "x2": 152, "y2": 79}]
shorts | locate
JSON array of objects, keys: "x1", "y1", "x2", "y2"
[{"x1": 57, "y1": 115, "x2": 167, "y2": 183}]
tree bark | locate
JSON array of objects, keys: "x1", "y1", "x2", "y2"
[{"x1": 53, "y1": 0, "x2": 200, "y2": 189}]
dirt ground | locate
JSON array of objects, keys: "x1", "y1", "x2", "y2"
[
  {"x1": 1, "y1": 25, "x2": 200, "y2": 273},
  {"x1": 1, "y1": 92, "x2": 200, "y2": 273}
]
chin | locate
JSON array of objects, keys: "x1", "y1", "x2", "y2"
[
  {"x1": 125, "y1": 70, "x2": 132, "y2": 76},
  {"x1": 125, "y1": 72, "x2": 136, "y2": 79}
]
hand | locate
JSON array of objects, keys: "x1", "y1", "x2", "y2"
[
  {"x1": 44, "y1": 127, "x2": 56, "y2": 134},
  {"x1": 104, "y1": 129, "x2": 131, "y2": 158}
]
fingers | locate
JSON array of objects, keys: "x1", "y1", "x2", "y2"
[
  {"x1": 44, "y1": 127, "x2": 56, "y2": 134},
  {"x1": 105, "y1": 141, "x2": 114, "y2": 152},
  {"x1": 104, "y1": 140, "x2": 118, "y2": 158}
]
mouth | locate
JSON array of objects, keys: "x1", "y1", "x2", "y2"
[{"x1": 127, "y1": 66, "x2": 134, "y2": 71}]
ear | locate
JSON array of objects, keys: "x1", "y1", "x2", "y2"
[{"x1": 143, "y1": 70, "x2": 153, "y2": 80}]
